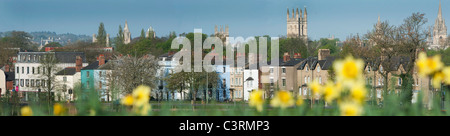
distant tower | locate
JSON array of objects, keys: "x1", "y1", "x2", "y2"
[
  {"x1": 106, "y1": 34, "x2": 110, "y2": 47},
  {"x1": 432, "y1": 0, "x2": 448, "y2": 47},
  {"x1": 123, "y1": 21, "x2": 131, "y2": 44},
  {"x1": 92, "y1": 34, "x2": 97, "y2": 43},
  {"x1": 214, "y1": 25, "x2": 229, "y2": 45},
  {"x1": 287, "y1": 7, "x2": 308, "y2": 41},
  {"x1": 146, "y1": 26, "x2": 156, "y2": 38}
]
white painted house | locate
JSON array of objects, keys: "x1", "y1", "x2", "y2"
[
  {"x1": 14, "y1": 52, "x2": 87, "y2": 101},
  {"x1": 243, "y1": 63, "x2": 259, "y2": 101}
]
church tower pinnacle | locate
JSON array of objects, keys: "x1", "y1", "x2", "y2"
[{"x1": 431, "y1": 0, "x2": 447, "y2": 48}]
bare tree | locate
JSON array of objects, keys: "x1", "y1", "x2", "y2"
[
  {"x1": 107, "y1": 54, "x2": 159, "y2": 95},
  {"x1": 39, "y1": 53, "x2": 62, "y2": 104}
]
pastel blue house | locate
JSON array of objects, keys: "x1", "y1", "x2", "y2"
[
  {"x1": 157, "y1": 52, "x2": 178, "y2": 100},
  {"x1": 215, "y1": 64, "x2": 230, "y2": 101},
  {"x1": 80, "y1": 55, "x2": 110, "y2": 101}
]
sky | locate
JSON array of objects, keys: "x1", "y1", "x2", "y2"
[{"x1": 0, "y1": 0, "x2": 448, "y2": 41}]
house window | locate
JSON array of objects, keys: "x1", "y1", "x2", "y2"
[
  {"x1": 99, "y1": 81, "x2": 102, "y2": 89},
  {"x1": 87, "y1": 71, "x2": 90, "y2": 78},
  {"x1": 87, "y1": 81, "x2": 90, "y2": 89},
  {"x1": 26, "y1": 79, "x2": 29, "y2": 87},
  {"x1": 17, "y1": 67, "x2": 19, "y2": 73},
  {"x1": 319, "y1": 77, "x2": 322, "y2": 84},
  {"x1": 32, "y1": 67, "x2": 35, "y2": 74},
  {"x1": 303, "y1": 88, "x2": 307, "y2": 95},
  {"x1": 22, "y1": 67, "x2": 24, "y2": 74},
  {"x1": 305, "y1": 77, "x2": 307, "y2": 83},
  {"x1": 377, "y1": 89, "x2": 382, "y2": 98},
  {"x1": 282, "y1": 79, "x2": 286, "y2": 87},
  {"x1": 42, "y1": 80, "x2": 46, "y2": 87},
  {"x1": 38, "y1": 67, "x2": 40, "y2": 74},
  {"x1": 20, "y1": 79, "x2": 24, "y2": 87},
  {"x1": 398, "y1": 78, "x2": 402, "y2": 86},
  {"x1": 99, "y1": 71, "x2": 102, "y2": 78},
  {"x1": 31, "y1": 79, "x2": 34, "y2": 87},
  {"x1": 282, "y1": 68, "x2": 286, "y2": 74},
  {"x1": 63, "y1": 77, "x2": 67, "y2": 82},
  {"x1": 43, "y1": 67, "x2": 46, "y2": 74},
  {"x1": 270, "y1": 68, "x2": 273, "y2": 74},
  {"x1": 369, "y1": 77, "x2": 373, "y2": 85},
  {"x1": 36, "y1": 80, "x2": 40, "y2": 87},
  {"x1": 27, "y1": 67, "x2": 29, "y2": 74}
]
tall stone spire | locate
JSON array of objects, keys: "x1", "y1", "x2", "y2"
[
  {"x1": 432, "y1": 0, "x2": 448, "y2": 47},
  {"x1": 106, "y1": 34, "x2": 110, "y2": 47},
  {"x1": 438, "y1": 0, "x2": 442, "y2": 19},
  {"x1": 123, "y1": 21, "x2": 131, "y2": 44}
]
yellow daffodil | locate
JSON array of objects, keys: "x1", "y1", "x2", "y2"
[
  {"x1": 270, "y1": 91, "x2": 294, "y2": 109},
  {"x1": 333, "y1": 56, "x2": 364, "y2": 88},
  {"x1": 442, "y1": 67, "x2": 450, "y2": 85},
  {"x1": 249, "y1": 90, "x2": 265, "y2": 112},
  {"x1": 296, "y1": 97, "x2": 304, "y2": 106},
  {"x1": 53, "y1": 103, "x2": 65, "y2": 116},
  {"x1": 132, "y1": 85, "x2": 151, "y2": 107},
  {"x1": 308, "y1": 79, "x2": 322, "y2": 96},
  {"x1": 339, "y1": 102, "x2": 363, "y2": 116},
  {"x1": 21, "y1": 106, "x2": 33, "y2": 116},
  {"x1": 350, "y1": 83, "x2": 367, "y2": 104},
  {"x1": 432, "y1": 72, "x2": 445, "y2": 88},
  {"x1": 323, "y1": 81, "x2": 340, "y2": 103},
  {"x1": 416, "y1": 52, "x2": 443, "y2": 77},
  {"x1": 120, "y1": 95, "x2": 134, "y2": 106}
]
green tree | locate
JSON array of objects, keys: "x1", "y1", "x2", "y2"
[
  {"x1": 96, "y1": 22, "x2": 107, "y2": 45},
  {"x1": 141, "y1": 29, "x2": 145, "y2": 38}
]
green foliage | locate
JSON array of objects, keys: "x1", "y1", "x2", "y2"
[{"x1": 96, "y1": 22, "x2": 107, "y2": 45}]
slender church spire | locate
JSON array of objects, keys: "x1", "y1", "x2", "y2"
[{"x1": 438, "y1": 0, "x2": 442, "y2": 19}]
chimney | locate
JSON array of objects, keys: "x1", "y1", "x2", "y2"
[
  {"x1": 76, "y1": 56, "x2": 82, "y2": 72},
  {"x1": 98, "y1": 54, "x2": 105, "y2": 66},
  {"x1": 318, "y1": 49, "x2": 330, "y2": 61},
  {"x1": 293, "y1": 53, "x2": 302, "y2": 59},
  {"x1": 283, "y1": 52, "x2": 290, "y2": 62}
]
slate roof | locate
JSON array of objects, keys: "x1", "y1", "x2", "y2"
[
  {"x1": 82, "y1": 60, "x2": 110, "y2": 70},
  {"x1": 17, "y1": 52, "x2": 87, "y2": 63},
  {"x1": 55, "y1": 68, "x2": 77, "y2": 75},
  {"x1": 280, "y1": 58, "x2": 305, "y2": 66}
]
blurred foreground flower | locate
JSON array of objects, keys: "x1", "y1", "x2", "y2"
[
  {"x1": 323, "y1": 81, "x2": 340, "y2": 103},
  {"x1": 270, "y1": 91, "x2": 294, "y2": 109},
  {"x1": 53, "y1": 103, "x2": 66, "y2": 116},
  {"x1": 339, "y1": 102, "x2": 362, "y2": 116},
  {"x1": 296, "y1": 97, "x2": 304, "y2": 106},
  {"x1": 308, "y1": 80, "x2": 322, "y2": 96},
  {"x1": 416, "y1": 52, "x2": 443, "y2": 77},
  {"x1": 21, "y1": 106, "x2": 33, "y2": 116},
  {"x1": 334, "y1": 56, "x2": 364, "y2": 88},
  {"x1": 249, "y1": 90, "x2": 264, "y2": 112},
  {"x1": 350, "y1": 83, "x2": 367, "y2": 104},
  {"x1": 120, "y1": 85, "x2": 152, "y2": 115}
]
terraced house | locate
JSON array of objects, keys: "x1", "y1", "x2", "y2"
[
  {"x1": 14, "y1": 52, "x2": 87, "y2": 101},
  {"x1": 297, "y1": 49, "x2": 335, "y2": 104}
]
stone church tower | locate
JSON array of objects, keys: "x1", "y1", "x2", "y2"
[
  {"x1": 432, "y1": 1, "x2": 447, "y2": 47},
  {"x1": 215, "y1": 25, "x2": 229, "y2": 45},
  {"x1": 287, "y1": 7, "x2": 307, "y2": 41},
  {"x1": 123, "y1": 21, "x2": 131, "y2": 44}
]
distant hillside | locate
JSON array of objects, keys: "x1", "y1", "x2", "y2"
[{"x1": 0, "y1": 31, "x2": 91, "y2": 46}]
